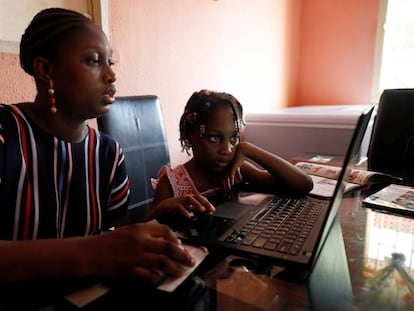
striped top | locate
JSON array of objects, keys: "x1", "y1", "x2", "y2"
[{"x1": 0, "y1": 104, "x2": 130, "y2": 240}]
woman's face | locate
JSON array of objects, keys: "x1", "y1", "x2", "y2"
[
  {"x1": 47, "y1": 23, "x2": 116, "y2": 121},
  {"x1": 189, "y1": 106, "x2": 240, "y2": 172}
]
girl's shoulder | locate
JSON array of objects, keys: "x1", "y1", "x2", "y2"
[
  {"x1": 156, "y1": 164, "x2": 188, "y2": 177},
  {"x1": 151, "y1": 164, "x2": 194, "y2": 193}
]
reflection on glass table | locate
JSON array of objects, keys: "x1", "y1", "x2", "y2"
[{"x1": 356, "y1": 209, "x2": 414, "y2": 310}]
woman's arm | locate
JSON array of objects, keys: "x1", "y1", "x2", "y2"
[{"x1": 0, "y1": 221, "x2": 195, "y2": 284}]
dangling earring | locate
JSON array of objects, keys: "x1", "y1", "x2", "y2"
[{"x1": 48, "y1": 79, "x2": 57, "y2": 114}]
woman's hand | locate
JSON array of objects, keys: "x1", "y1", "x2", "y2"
[{"x1": 84, "y1": 221, "x2": 197, "y2": 284}]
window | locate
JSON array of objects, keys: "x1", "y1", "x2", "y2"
[
  {"x1": 373, "y1": 0, "x2": 414, "y2": 101},
  {"x1": 0, "y1": 0, "x2": 107, "y2": 54}
]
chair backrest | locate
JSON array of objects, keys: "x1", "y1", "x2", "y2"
[
  {"x1": 97, "y1": 95, "x2": 171, "y2": 222},
  {"x1": 367, "y1": 88, "x2": 414, "y2": 185}
]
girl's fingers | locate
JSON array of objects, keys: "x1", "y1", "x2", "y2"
[{"x1": 186, "y1": 195, "x2": 215, "y2": 214}]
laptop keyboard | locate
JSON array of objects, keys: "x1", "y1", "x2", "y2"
[{"x1": 224, "y1": 197, "x2": 324, "y2": 256}]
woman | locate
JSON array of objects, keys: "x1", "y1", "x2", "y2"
[{"x1": 0, "y1": 7, "x2": 213, "y2": 289}]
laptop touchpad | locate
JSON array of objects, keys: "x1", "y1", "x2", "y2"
[{"x1": 214, "y1": 201, "x2": 256, "y2": 220}]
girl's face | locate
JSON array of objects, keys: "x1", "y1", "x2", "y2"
[
  {"x1": 189, "y1": 106, "x2": 240, "y2": 172},
  {"x1": 47, "y1": 23, "x2": 116, "y2": 121}
]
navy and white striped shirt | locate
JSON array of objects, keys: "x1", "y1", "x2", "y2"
[{"x1": 0, "y1": 104, "x2": 130, "y2": 240}]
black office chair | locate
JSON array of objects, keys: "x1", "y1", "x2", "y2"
[
  {"x1": 367, "y1": 88, "x2": 414, "y2": 185},
  {"x1": 97, "y1": 95, "x2": 171, "y2": 222}
]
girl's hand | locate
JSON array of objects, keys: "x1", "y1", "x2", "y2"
[
  {"x1": 221, "y1": 142, "x2": 248, "y2": 190},
  {"x1": 149, "y1": 194, "x2": 215, "y2": 219}
]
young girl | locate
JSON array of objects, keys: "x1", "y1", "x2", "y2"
[{"x1": 147, "y1": 89, "x2": 313, "y2": 220}]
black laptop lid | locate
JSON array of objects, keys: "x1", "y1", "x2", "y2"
[{"x1": 311, "y1": 104, "x2": 375, "y2": 265}]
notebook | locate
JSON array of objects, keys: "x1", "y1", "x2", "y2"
[
  {"x1": 362, "y1": 183, "x2": 414, "y2": 217},
  {"x1": 175, "y1": 104, "x2": 375, "y2": 270}
]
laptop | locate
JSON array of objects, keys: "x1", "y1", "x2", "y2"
[{"x1": 175, "y1": 105, "x2": 375, "y2": 271}]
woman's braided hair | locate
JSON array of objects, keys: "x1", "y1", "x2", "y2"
[{"x1": 20, "y1": 7, "x2": 93, "y2": 76}]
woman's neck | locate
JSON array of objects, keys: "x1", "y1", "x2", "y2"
[{"x1": 18, "y1": 102, "x2": 89, "y2": 143}]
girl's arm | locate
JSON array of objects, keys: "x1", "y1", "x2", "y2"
[
  {"x1": 224, "y1": 141, "x2": 313, "y2": 195},
  {"x1": 144, "y1": 175, "x2": 215, "y2": 222}
]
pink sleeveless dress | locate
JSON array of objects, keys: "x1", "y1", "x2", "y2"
[{"x1": 151, "y1": 164, "x2": 222, "y2": 197}]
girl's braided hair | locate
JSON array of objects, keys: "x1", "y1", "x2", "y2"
[{"x1": 179, "y1": 89, "x2": 245, "y2": 154}]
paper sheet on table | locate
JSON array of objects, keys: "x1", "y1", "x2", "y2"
[
  {"x1": 64, "y1": 282, "x2": 110, "y2": 308},
  {"x1": 157, "y1": 244, "x2": 209, "y2": 292},
  {"x1": 64, "y1": 244, "x2": 208, "y2": 307}
]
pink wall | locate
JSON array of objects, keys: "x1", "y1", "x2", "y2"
[
  {"x1": 0, "y1": 0, "x2": 380, "y2": 165},
  {"x1": 297, "y1": 0, "x2": 380, "y2": 105},
  {"x1": 0, "y1": 53, "x2": 36, "y2": 103},
  {"x1": 108, "y1": 0, "x2": 301, "y2": 165}
]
